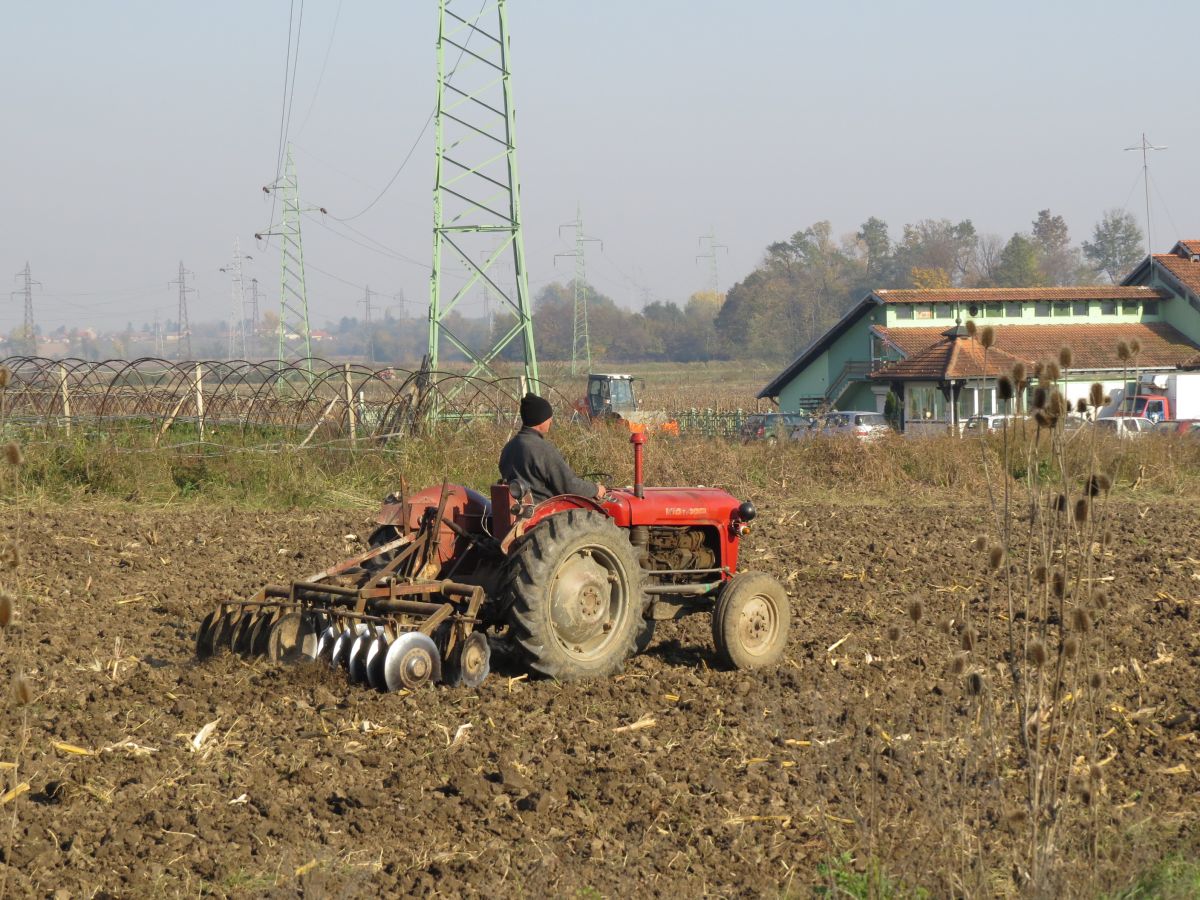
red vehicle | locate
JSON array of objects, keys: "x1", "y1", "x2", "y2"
[{"x1": 197, "y1": 433, "x2": 788, "y2": 688}]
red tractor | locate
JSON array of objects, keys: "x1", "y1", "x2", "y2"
[{"x1": 196, "y1": 433, "x2": 789, "y2": 687}]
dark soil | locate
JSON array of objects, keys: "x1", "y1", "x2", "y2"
[{"x1": 0, "y1": 498, "x2": 1196, "y2": 897}]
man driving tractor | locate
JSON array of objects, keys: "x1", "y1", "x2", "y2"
[{"x1": 499, "y1": 393, "x2": 607, "y2": 503}]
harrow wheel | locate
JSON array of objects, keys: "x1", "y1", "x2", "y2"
[
  {"x1": 446, "y1": 631, "x2": 491, "y2": 689},
  {"x1": 232, "y1": 613, "x2": 259, "y2": 656},
  {"x1": 384, "y1": 632, "x2": 442, "y2": 691},
  {"x1": 711, "y1": 572, "x2": 790, "y2": 670},
  {"x1": 504, "y1": 509, "x2": 647, "y2": 682},
  {"x1": 211, "y1": 610, "x2": 239, "y2": 655},
  {"x1": 248, "y1": 611, "x2": 277, "y2": 657}
]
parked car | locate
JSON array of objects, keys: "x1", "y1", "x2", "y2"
[
  {"x1": 1095, "y1": 416, "x2": 1155, "y2": 438},
  {"x1": 963, "y1": 414, "x2": 1025, "y2": 434},
  {"x1": 740, "y1": 412, "x2": 813, "y2": 441},
  {"x1": 821, "y1": 411, "x2": 891, "y2": 440},
  {"x1": 1153, "y1": 418, "x2": 1200, "y2": 435}
]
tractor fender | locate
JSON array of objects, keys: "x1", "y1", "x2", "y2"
[{"x1": 524, "y1": 494, "x2": 607, "y2": 532}]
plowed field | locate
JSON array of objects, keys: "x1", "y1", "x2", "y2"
[{"x1": 0, "y1": 498, "x2": 1196, "y2": 896}]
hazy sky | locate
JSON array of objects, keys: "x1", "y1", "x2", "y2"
[{"x1": 3, "y1": 1, "x2": 1198, "y2": 334}]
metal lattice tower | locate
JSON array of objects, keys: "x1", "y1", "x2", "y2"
[
  {"x1": 359, "y1": 286, "x2": 375, "y2": 364},
  {"x1": 428, "y1": 0, "x2": 538, "y2": 389},
  {"x1": 259, "y1": 144, "x2": 313, "y2": 373},
  {"x1": 12, "y1": 262, "x2": 39, "y2": 355},
  {"x1": 222, "y1": 238, "x2": 250, "y2": 359},
  {"x1": 168, "y1": 262, "x2": 194, "y2": 360},
  {"x1": 555, "y1": 205, "x2": 602, "y2": 375},
  {"x1": 696, "y1": 230, "x2": 728, "y2": 293}
]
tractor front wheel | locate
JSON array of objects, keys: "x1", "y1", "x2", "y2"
[
  {"x1": 712, "y1": 572, "x2": 790, "y2": 670},
  {"x1": 505, "y1": 510, "x2": 647, "y2": 681}
]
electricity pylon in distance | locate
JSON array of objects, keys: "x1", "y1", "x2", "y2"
[
  {"x1": 555, "y1": 205, "x2": 602, "y2": 375},
  {"x1": 11, "y1": 262, "x2": 39, "y2": 355},
  {"x1": 427, "y1": 0, "x2": 538, "y2": 391},
  {"x1": 257, "y1": 143, "x2": 313, "y2": 374},
  {"x1": 696, "y1": 230, "x2": 728, "y2": 293},
  {"x1": 168, "y1": 262, "x2": 194, "y2": 360}
]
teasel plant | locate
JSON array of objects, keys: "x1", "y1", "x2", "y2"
[
  {"x1": 923, "y1": 344, "x2": 1119, "y2": 894},
  {"x1": 0, "y1": 364, "x2": 26, "y2": 900}
]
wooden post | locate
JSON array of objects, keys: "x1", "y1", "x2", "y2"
[
  {"x1": 344, "y1": 363, "x2": 357, "y2": 446},
  {"x1": 59, "y1": 363, "x2": 71, "y2": 436},
  {"x1": 194, "y1": 363, "x2": 205, "y2": 441}
]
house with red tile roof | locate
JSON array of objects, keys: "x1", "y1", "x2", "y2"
[{"x1": 758, "y1": 247, "x2": 1200, "y2": 431}]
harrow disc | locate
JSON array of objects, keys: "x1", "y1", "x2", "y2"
[
  {"x1": 383, "y1": 633, "x2": 442, "y2": 691},
  {"x1": 447, "y1": 631, "x2": 490, "y2": 689},
  {"x1": 365, "y1": 635, "x2": 391, "y2": 692},
  {"x1": 331, "y1": 624, "x2": 366, "y2": 670},
  {"x1": 267, "y1": 612, "x2": 320, "y2": 664},
  {"x1": 249, "y1": 611, "x2": 278, "y2": 657},
  {"x1": 195, "y1": 611, "x2": 218, "y2": 660},
  {"x1": 232, "y1": 613, "x2": 260, "y2": 656},
  {"x1": 348, "y1": 629, "x2": 377, "y2": 684},
  {"x1": 211, "y1": 610, "x2": 240, "y2": 655},
  {"x1": 316, "y1": 625, "x2": 338, "y2": 665}
]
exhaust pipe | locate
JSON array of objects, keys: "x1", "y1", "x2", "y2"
[{"x1": 631, "y1": 431, "x2": 645, "y2": 498}]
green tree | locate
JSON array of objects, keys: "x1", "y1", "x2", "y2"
[
  {"x1": 1031, "y1": 209, "x2": 1080, "y2": 285},
  {"x1": 1082, "y1": 209, "x2": 1144, "y2": 283},
  {"x1": 994, "y1": 233, "x2": 1044, "y2": 286},
  {"x1": 856, "y1": 217, "x2": 892, "y2": 278},
  {"x1": 895, "y1": 219, "x2": 977, "y2": 286}
]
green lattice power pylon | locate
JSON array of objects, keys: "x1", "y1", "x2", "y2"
[
  {"x1": 258, "y1": 143, "x2": 313, "y2": 374},
  {"x1": 555, "y1": 204, "x2": 602, "y2": 375},
  {"x1": 428, "y1": 0, "x2": 538, "y2": 391}
]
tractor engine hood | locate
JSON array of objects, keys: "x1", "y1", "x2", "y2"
[{"x1": 601, "y1": 486, "x2": 744, "y2": 529}]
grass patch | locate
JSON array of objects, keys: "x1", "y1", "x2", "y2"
[{"x1": 1109, "y1": 856, "x2": 1200, "y2": 899}]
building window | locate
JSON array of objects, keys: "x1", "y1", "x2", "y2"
[
  {"x1": 1144, "y1": 300, "x2": 1159, "y2": 316},
  {"x1": 906, "y1": 385, "x2": 944, "y2": 422},
  {"x1": 1101, "y1": 300, "x2": 1117, "y2": 315},
  {"x1": 1073, "y1": 301, "x2": 1089, "y2": 316},
  {"x1": 935, "y1": 303, "x2": 953, "y2": 319},
  {"x1": 985, "y1": 304, "x2": 1004, "y2": 317},
  {"x1": 1053, "y1": 301, "x2": 1072, "y2": 317},
  {"x1": 1035, "y1": 301, "x2": 1051, "y2": 317},
  {"x1": 1122, "y1": 301, "x2": 1139, "y2": 314},
  {"x1": 1004, "y1": 302, "x2": 1023, "y2": 318},
  {"x1": 895, "y1": 304, "x2": 914, "y2": 320},
  {"x1": 915, "y1": 305, "x2": 934, "y2": 320}
]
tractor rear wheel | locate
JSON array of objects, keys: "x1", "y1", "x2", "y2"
[
  {"x1": 712, "y1": 572, "x2": 790, "y2": 670},
  {"x1": 505, "y1": 510, "x2": 647, "y2": 681}
]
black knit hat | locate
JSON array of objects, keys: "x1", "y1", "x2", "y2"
[{"x1": 519, "y1": 393, "x2": 554, "y2": 427}]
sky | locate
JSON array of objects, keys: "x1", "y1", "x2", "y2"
[{"x1": 2, "y1": 0, "x2": 1198, "y2": 335}]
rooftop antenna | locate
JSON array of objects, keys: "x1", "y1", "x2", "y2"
[
  {"x1": 696, "y1": 229, "x2": 728, "y2": 293},
  {"x1": 555, "y1": 204, "x2": 602, "y2": 374},
  {"x1": 428, "y1": 0, "x2": 539, "y2": 397},
  {"x1": 1123, "y1": 133, "x2": 1166, "y2": 255}
]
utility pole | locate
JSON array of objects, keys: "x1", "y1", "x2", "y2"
[
  {"x1": 258, "y1": 143, "x2": 313, "y2": 375},
  {"x1": 153, "y1": 311, "x2": 164, "y2": 357},
  {"x1": 220, "y1": 238, "x2": 252, "y2": 359},
  {"x1": 359, "y1": 285, "x2": 375, "y2": 364},
  {"x1": 11, "y1": 262, "x2": 39, "y2": 355},
  {"x1": 168, "y1": 262, "x2": 194, "y2": 361},
  {"x1": 1124, "y1": 133, "x2": 1166, "y2": 255},
  {"x1": 696, "y1": 230, "x2": 728, "y2": 294},
  {"x1": 555, "y1": 204, "x2": 602, "y2": 374},
  {"x1": 428, "y1": 0, "x2": 538, "y2": 394},
  {"x1": 248, "y1": 277, "x2": 261, "y2": 331}
]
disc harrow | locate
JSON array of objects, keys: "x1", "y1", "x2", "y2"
[{"x1": 195, "y1": 484, "x2": 491, "y2": 691}]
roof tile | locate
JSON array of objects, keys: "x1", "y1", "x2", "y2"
[
  {"x1": 873, "y1": 286, "x2": 1167, "y2": 304},
  {"x1": 873, "y1": 322, "x2": 1199, "y2": 374}
]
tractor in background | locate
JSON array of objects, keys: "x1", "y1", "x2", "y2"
[{"x1": 573, "y1": 373, "x2": 680, "y2": 435}]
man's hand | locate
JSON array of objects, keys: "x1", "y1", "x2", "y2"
[{"x1": 595, "y1": 482, "x2": 607, "y2": 499}]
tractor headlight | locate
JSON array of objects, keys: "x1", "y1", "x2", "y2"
[{"x1": 737, "y1": 500, "x2": 757, "y2": 522}]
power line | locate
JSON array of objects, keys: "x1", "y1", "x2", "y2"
[{"x1": 295, "y1": 0, "x2": 343, "y2": 138}]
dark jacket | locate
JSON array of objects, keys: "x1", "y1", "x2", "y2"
[{"x1": 498, "y1": 427, "x2": 598, "y2": 503}]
